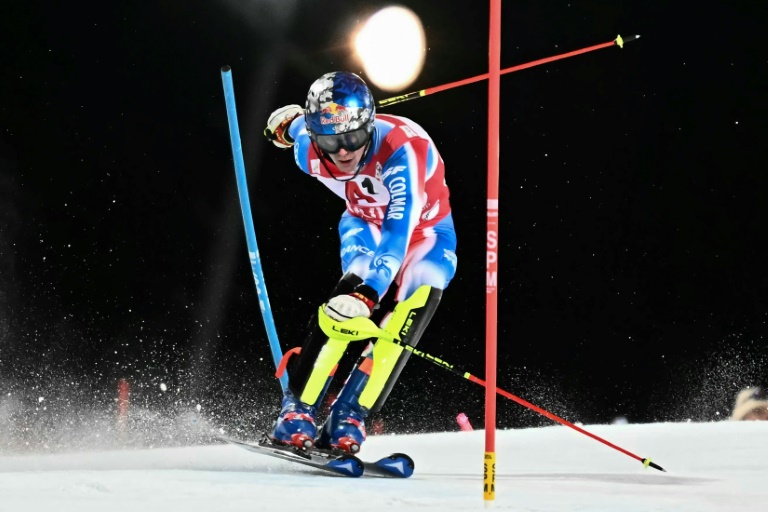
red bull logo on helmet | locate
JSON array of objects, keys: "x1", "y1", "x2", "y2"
[{"x1": 320, "y1": 102, "x2": 351, "y2": 125}]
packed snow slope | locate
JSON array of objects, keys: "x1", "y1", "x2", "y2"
[{"x1": 1, "y1": 421, "x2": 766, "y2": 511}]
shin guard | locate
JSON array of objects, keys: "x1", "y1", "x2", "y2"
[
  {"x1": 287, "y1": 272, "x2": 363, "y2": 406},
  {"x1": 357, "y1": 285, "x2": 442, "y2": 413}
]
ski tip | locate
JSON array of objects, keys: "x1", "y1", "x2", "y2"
[
  {"x1": 389, "y1": 452, "x2": 415, "y2": 467},
  {"x1": 327, "y1": 454, "x2": 365, "y2": 478},
  {"x1": 374, "y1": 453, "x2": 415, "y2": 478}
]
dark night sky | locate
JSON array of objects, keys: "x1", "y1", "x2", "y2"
[{"x1": 1, "y1": 1, "x2": 767, "y2": 435}]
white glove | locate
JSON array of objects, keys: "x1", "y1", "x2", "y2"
[
  {"x1": 264, "y1": 104, "x2": 303, "y2": 148},
  {"x1": 325, "y1": 294, "x2": 373, "y2": 322}
]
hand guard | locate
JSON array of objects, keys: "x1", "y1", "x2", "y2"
[
  {"x1": 264, "y1": 104, "x2": 303, "y2": 148},
  {"x1": 324, "y1": 285, "x2": 379, "y2": 322}
]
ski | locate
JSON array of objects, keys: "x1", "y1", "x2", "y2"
[
  {"x1": 362, "y1": 452, "x2": 415, "y2": 478},
  {"x1": 220, "y1": 434, "x2": 415, "y2": 478},
  {"x1": 306, "y1": 444, "x2": 415, "y2": 478},
  {"x1": 220, "y1": 435, "x2": 364, "y2": 477}
]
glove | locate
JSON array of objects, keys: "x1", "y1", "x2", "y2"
[
  {"x1": 264, "y1": 104, "x2": 303, "y2": 148},
  {"x1": 324, "y1": 285, "x2": 379, "y2": 322}
]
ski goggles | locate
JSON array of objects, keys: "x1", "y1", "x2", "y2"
[{"x1": 314, "y1": 128, "x2": 370, "y2": 154}]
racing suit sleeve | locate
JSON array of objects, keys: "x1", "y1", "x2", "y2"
[{"x1": 362, "y1": 139, "x2": 428, "y2": 297}]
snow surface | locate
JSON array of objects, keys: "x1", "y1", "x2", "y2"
[{"x1": 1, "y1": 421, "x2": 766, "y2": 511}]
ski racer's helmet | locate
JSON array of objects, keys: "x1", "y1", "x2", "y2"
[{"x1": 304, "y1": 71, "x2": 375, "y2": 154}]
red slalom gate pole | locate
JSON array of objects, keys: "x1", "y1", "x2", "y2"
[
  {"x1": 378, "y1": 34, "x2": 639, "y2": 109},
  {"x1": 484, "y1": 0, "x2": 501, "y2": 503}
]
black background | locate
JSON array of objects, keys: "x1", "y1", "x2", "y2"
[{"x1": 1, "y1": 1, "x2": 767, "y2": 441}]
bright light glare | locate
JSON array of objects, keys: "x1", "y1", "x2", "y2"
[{"x1": 354, "y1": 6, "x2": 426, "y2": 92}]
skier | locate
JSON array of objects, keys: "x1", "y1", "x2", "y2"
[{"x1": 263, "y1": 71, "x2": 458, "y2": 453}]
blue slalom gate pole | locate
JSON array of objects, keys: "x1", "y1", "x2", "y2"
[{"x1": 220, "y1": 65, "x2": 288, "y2": 391}]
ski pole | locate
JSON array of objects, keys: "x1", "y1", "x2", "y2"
[
  {"x1": 395, "y1": 339, "x2": 666, "y2": 472},
  {"x1": 378, "y1": 34, "x2": 639, "y2": 108},
  {"x1": 316, "y1": 311, "x2": 666, "y2": 472},
  {"x1": 220, "y1": 66, "x2": 288, "y2": 391}
]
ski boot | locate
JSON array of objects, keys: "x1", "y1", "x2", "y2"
[
  {"x1": 271, "y1": 390, "x2": 318, "y2": 449},
  {"x1": 316, "y1": 360, "x2": 371, "y2": 453},
  {"x1": 316, "y1": 401, "x2": 368, "y2": 453}
]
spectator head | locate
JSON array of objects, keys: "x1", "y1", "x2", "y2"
[{"x1": 731, "y1": 387, "x2": 768, "y2": 421}]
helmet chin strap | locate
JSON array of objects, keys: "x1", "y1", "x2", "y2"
[{"x1": 316, "y1": 139, "x2": 372, "y2": 183}]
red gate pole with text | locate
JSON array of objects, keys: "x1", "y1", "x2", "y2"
[{"x1": 484, "y1": 0, "x2": 502, "y2": 503}]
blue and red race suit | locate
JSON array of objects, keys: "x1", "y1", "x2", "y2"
[{"x1": 288, "y1": 113, "x2": 458, "y2": 301}]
